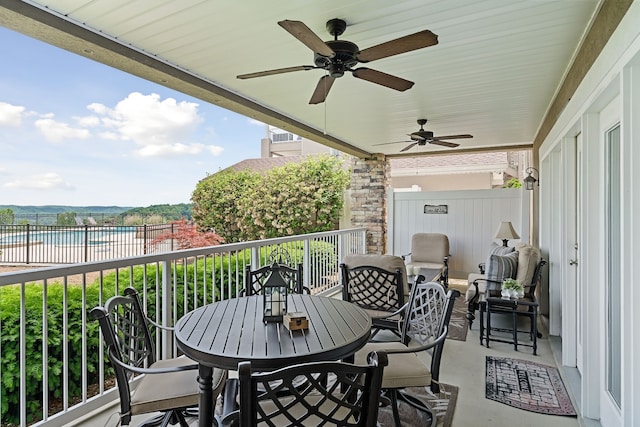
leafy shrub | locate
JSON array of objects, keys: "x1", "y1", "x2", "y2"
[
  {"x1": 0, "y1": 251, "x2": 251, "y2": 424},
  {"x1": 192, "y1": 155, "x2": 349, "y2": 243}
]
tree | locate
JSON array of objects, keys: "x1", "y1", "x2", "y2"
[
  {"x1": 56, "y1": 212, "x2": 77, "y2": 226},
  {"x1": 192, "y1": 169, "x2": 261, "y2": 241},
  {"x1": 149, "y1": 218, "x2": 224, "y2": 250},
  {"x1": 192, "y1": 155, "x2": 350, "y2": 242},
  {"x1": 0, "y1": 208, "x2": 14, "y2": 225}
]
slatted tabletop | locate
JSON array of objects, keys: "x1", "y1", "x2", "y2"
[{"x1": 175, "y1": 294, "x2": 372, "y2": 371}]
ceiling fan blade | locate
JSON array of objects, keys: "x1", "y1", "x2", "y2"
[
  {"x1": 278, "y1": 20, "x2": 336, "y2": 58},
  {"x1": 309, "y1": 75, "x2": 336, "y2": 104},
  {"x1": 430, "y1": 140, "x2": 460, "y2": 148},
  {"x1": 237, "y1": 65, "x2": 317, "y2": 79},
  {"x1": 356, "y1": 30, "x2": 438, "y2": 63},
  {"x1": 352, "y1": 68, "x2": 414, "y2": 91},
  {"x1": 400, "y1": 142, "x2": 419, "y2": 152},
  {"x1": 372, "y1": 140, "x2": 412, "y2": 146},
  {"x1": 432, "y1": 134, "x2": 473, "y2": 140}
]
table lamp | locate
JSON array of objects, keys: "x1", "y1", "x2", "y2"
[
  {"x1": 263, "y1": 264, "x2": 288, "y2": 323},
  {"x1": 495, "y1": 221, "x2": 520, "y2": 247}
]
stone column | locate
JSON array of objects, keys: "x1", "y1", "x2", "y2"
[{"x1": 349, "y1": 154, "x2": 389, "y2": 254}]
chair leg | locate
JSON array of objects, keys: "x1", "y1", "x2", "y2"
[
  {"x1": 139, "y1": 412, "x2": 172, "y2": 427},
  {"x1": 397, "y1": 390, "x2": 435, "y2": 427},
  {"x1": 139, "y1": 413, "x2": 166, "y2": 427},
  {"x1": 388, "y1": 389, "x2": 402, "y2": 427}
]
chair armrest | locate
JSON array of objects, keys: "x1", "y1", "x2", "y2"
[
  {"x1": 145, "y1": 316, "x2": 174, "y2": 332},
  {"x1": 375, "y1": 302, "x2": 409, "y2": 321},
  {"x1": 478, "y1": 262, "x2": 486, "y2": 274},
  {"x1": 383, "y1": 327, "x2": 447, "y2": 355},
  {"x1": 109, "y1": 350, "x2": 198, "y2": 375},
  {"x1": 401, "y1": 252, "x2": 411, "y2": 261}
]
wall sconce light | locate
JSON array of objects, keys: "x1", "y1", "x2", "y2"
[
  {"x1": 524, "y1": 167, "x2": 539, "y2": 190},
  {"x1": 495, "y1": 221, "x2": 520, "y2": 247}
]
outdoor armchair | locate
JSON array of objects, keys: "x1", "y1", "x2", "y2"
[
  {"x1": 354, "y1": 282, "x2": 460, "y2": 427},
  {"x1": 90, "y1": 287, "x2": 227, "y2": 427},
  {"x1": 220, "y1": 351, "x2": 388, "y2": 427},
  {"x1": 341, "y1": 254, "x2": 408, "y2": 339},
  {"x1": 401, "y1": 233, "x2": 451, "y2": 288}
]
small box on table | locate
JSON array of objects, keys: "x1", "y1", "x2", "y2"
[{"x1": 284, "y1": 312, "x2": 308, "y2": 331}]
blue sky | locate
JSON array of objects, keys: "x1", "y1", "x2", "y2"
[{"x1": 0, "y1": 27, "x2": 265, "y2": 207}]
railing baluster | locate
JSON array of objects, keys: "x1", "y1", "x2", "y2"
[{"x1": 0, "y1": 228, "x2": 366, "y2": 426}]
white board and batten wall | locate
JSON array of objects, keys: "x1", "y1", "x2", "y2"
[{"x1": 388, "y1": 189, "x2": 530, "y2": 278}]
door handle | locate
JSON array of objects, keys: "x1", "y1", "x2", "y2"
[{"x1": 569, "y1": 259, "x2": 578, "y2": 266}]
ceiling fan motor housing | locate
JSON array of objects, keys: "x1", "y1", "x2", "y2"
[{"x1": 314, "y1": 40, "x2": 359, "y2": 77}]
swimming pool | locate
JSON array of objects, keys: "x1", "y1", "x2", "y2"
[{"x1": 0, "y1": 227, "x2": 136, "y2": 246}]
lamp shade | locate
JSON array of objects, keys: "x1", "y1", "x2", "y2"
[{"x1": 495, "y1": 221, "x2": 520, "y2": 246}]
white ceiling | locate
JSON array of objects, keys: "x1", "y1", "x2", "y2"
[{"x1": 1, "y1": 0, "x2": 601, "y2": 157}]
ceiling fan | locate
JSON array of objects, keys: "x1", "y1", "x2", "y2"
[
  {"x1": 377, "y1": 119, "x2": 473, "y2": 151},
  {"x1": 237, "y1": 18, "x2": 438, "y2": 104}
]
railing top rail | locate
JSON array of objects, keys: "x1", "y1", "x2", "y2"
[{"x1": 0, "y1": 228, "x2": 366, "y2": 286}]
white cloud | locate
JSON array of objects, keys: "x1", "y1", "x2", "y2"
[
  {"x1": 135, "y1": 142, "x2": 223, "y2": 157},
  {"x1": 34, "y1": 117, "x2": 91, "y2": 142},
  {"x1": 0, "y1": 102, "x2": 26, "y2": 127},
  {"x1": 248, "y1": 118, "x2": 264, "y2": 126},
  {"x1": 3, "y1": 172, "x2": 75, "y2": 190},
  {"x1": 74, "y1": 115, "x2": 100, "y2": 127},
  {"x1": 86, "y1": 92, "x2": 224, "y2": 158}
]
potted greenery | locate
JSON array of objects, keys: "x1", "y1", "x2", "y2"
[{"x1": 501, "y1": 278, "x2": 524, "y2": 298}]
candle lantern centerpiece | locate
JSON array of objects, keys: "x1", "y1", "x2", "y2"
[{"x1": 263, "y1": 264, "x2": 288, "y2": 323}]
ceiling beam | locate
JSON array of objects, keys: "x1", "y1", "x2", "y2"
[{"x1": 532, "y1": 0, "x2": 633, "y2": 156}]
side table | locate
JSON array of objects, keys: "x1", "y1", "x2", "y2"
[{"x1": 479, "y1": 295, "x2": 538, "y2": 355}]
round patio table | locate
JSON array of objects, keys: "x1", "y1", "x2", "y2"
[{"x1": 175, "y1": 294, "x2": 371, "y2": 427}]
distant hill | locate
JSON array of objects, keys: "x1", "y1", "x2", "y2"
[
  {"x1": 1, "y1": 204, "x2": 192, "y2": 225},
  {"x1": 0, "y1": 205, "x2": 133, "y2": 215}
]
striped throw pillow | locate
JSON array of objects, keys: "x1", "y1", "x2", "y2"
[{"x1": 486, "y1": 251, "x2": 519, "y2": 282}]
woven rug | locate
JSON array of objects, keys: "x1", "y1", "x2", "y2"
[
  {"x1": 377, "y1": 383, "x2": 458, "y2": 427},
  {"x1": 486, "y1": 356, "x2": 576, "y2": 416},
  {"x1": 447, "y1": 296, "x2": 468, "y2": 341}
]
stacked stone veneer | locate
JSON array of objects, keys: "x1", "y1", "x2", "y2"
[{"x1": 349, "y1": 154, "x2": 389, "y2": 254}]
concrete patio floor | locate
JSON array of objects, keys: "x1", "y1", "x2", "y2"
[{"x1": 73, "y1": 280, "x2": 598, "y2": 427}]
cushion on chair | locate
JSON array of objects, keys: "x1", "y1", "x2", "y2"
[
  {"x1": 514, "y1": 243, "x2": 542, "y2": 285},
  {"x1": 485, "y1": 251, "x2": 519, "y2": 282},
  {"x1": 355, "y1": 342, "x2": 431, "y2": 389},
  {"x1": 343, "y1": 254, "x2": 409, "y2": 297},
  {"x1": 130, "y1": 356, "x2": 226, "y2": 415},
  {"x1": 410, "y1": 233, "x2": 449, "y2": 264},
  {"x1": 486, "y1": 242, "x2": 515, "y2": 259}
]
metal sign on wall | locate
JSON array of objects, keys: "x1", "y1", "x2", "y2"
[{"x1": 424, "y1": 204, "x2": 448, "y2": 214}]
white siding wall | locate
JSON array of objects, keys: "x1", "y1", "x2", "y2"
[
  {"x1": 388, "y1": 189, "x2": 528, "y2": 277},
  {"x1": 538, "y1": 3, "x2": 640, "y2": 424}
]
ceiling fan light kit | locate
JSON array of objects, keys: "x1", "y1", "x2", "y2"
[{"x1": 237, "y1": 18, "x2": 438, "y2": 104}]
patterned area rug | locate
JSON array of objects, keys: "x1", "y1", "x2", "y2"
[
  {"x1": 447, "y1": 296, "x2": 468, "y2": 341},
  {"x1": 486, "y1": 356, "x2": 576, "y2": 416},
  {"x1": 377, "y1": 383, "x2": 458, "y2": 427}
]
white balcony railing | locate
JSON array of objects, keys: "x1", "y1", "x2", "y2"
[{"x1": 0, "y1": 228, "x2": 366, "y2": 427}]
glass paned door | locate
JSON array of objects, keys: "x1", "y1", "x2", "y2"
[{"x1": 606, "y1": 124, "x2": 621, "y2": 407}]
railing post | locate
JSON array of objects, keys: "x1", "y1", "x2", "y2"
[
  {"x1": 143, "y1": 224, "x2": 148, "y2": 254},
  {"x1": 84, "y1": 225, "x2": 89, "y2": 262},
  {"x1": 303, "y1": 239, "x2": 311, "y2": 289},
  {"x1": 26, "y1": 223, "x2": 30, "y2": 264},
  {"x1": 251, "y1": 247, "x2": 259, "y2": 270},
  {"x1": 161, "y1": 260, "x2": 173, "y2": 359}
]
